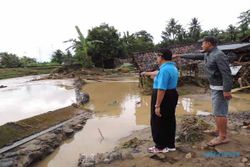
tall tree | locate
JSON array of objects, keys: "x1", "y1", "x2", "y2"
[
  {"x1": 238, "y1": 9, "x2": 250, "y2": 37},
  {"x1": 226, "y1": 24, "x2": 238, "y2": 42},
  {"x1": 51, "y1": 49, "x2": 64, "y2": 65},
  {"x1": 119, "y1": 30, "x2": 155, "y2": 56},
  {"x1": 87, "y1": 23, "x2": 120, "y2": 68},
  {"x1": 0, "y1": 52, "x2": 21, "y2": 68},
  {"x1": 189, "y1": 17, "x2": 202, "y2": 42},
  {"x1": 162, "y1": 18, "x2": 179, "y2": 43}
]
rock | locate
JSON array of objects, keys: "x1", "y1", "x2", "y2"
[
  {"x1": 76, "y1": 91, "x2": 90, "y2": 105},
  {"x1": 121, "y1": 152, "x2": 134, "y2": 160},
  {"x1": 242, "y1": 157, "x2": 249, "y2": 163},
  {"x1": 72, "y1": 103, "x2": 79, "y2": 108},
  {"x1": 185, "y1": 152, "x2": 193, "y2": 159},
  {"x1": 0, "y1": 158, "x2": 16, "y2": 167},
  {"x1": 0, "y1": 85, "x2": 7, "y2": 88},
  {"x1": 109, "y1": 152, "x2": 122, "y2": 161},
  {"x1": 63, "y1": 128, "x2": 74, "y2": 137},
  {"x1": 23, "y1": 144, "x2": 41, "y2": 152},
  {"x1": 28, "y1": 150, "x2": 44, "y2": 162},
  {"x1": 78, "y1": 154, "x2": 95, "y2": 167},
  {"x1": 38, "y1": 133, "x2": 57, "y2": 142},
  {"x1": 94, "y1": 153, "x2": 105, "y2": 164},
  {"x1": 73, "y1": 124, "x2": 83, "y2": 131},
  {"x1": 103, "y1": 158, "x2": 111, "y2": 164}
]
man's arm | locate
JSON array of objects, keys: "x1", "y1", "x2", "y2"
[
  {"x1": 179, "y1": 53, "x2": 205, "y2": 60},
  {"x1": 141, "y1": 71, "x2": 159, "y2": 79},
  {"x1": 155, "y1": 90, "x2": 166, "y2": 117},
  {"x1": 216, "y1": 53, "x2": 233, "y2": 99},
  {"x1": 156, "y1": 90, "x2": 166, "y2": 107}
]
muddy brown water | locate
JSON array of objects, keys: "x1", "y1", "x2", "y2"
[{"x1": 34, "y1": 81, "x2": 250, "y2": 167}]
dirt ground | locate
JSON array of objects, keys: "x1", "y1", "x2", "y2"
[{"x1": 97, "y1": 113, "x2": 250, "y2": 167}]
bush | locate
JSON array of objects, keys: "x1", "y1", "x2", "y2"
[{"x1": 0, "y1": 52, "x2": 21, "y2": 68}]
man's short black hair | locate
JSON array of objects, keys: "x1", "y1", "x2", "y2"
[
  {"x1": 158, "y1": 48, "x2": 172, "y2": 60},
  {"x1": 202, "y1": 36, "x2": 218, "y2": 46}
]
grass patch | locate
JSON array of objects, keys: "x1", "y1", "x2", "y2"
[
  {"x1": 0, "y1": 66, "x2": 60, "y2": 80},
  {"x1": 0, "y1": 106, "x2": 84, "y2": 148}
]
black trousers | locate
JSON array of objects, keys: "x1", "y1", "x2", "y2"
[{"x1": 151, "y1": 89, "x2": 179, "y2": 149}]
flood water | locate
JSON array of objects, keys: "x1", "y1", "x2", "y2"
[
  {"x1": 0, "y1": 75, "x2": 75, "y2": 125},
  {"x1": 35, "y1": 81, "x2": 250, "y2": 167},
  {"x1": 1, "y1": 76, "x2": 249, "y2": 167}
]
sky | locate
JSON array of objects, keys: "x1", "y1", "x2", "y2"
[{"x1": 0, "y1": 0, "x2": 249, "y2": 62}]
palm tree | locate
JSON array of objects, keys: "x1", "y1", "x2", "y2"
[
  {"x1": 189, "y1": 17, "x2": 201, "y2": 41},
  {"x1": 162, "y1": 18, "x2": 179, "y2": 42}
]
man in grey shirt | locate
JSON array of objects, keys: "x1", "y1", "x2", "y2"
[{"x1": 179, "y1": 36, "x2": 233, "y2": 146}]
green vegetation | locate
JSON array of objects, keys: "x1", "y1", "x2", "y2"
[
  {"x1": 0, "y1": 53, "x2": 21, "y2": 68},
  {"x1": 87, "y1": 23, "x2": 120, "y2": 68},
  {"x1": 159, "y1": 9, "x2": 250, "y2": 46},
  {"x1": 0, "y1": 106, "x2": 83, "y2": 148},
  {"x1": 0, "y1": 66, "x2": 59, "y2": 80}
]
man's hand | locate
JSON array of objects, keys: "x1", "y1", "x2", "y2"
[
  {"x1": 223, "y1": 92, "x2": 232, "y2": 100},
  {"x1": 155, "y1": 107, "x2": 162, "y2": 117}
]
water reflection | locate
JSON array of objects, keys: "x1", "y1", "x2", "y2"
[
  {"x1": 181, "y1": 97, "x2": 193, "y2": 113},
  {"x1": 35, "y1": 82, "x2": 147, "y2": 167},
  {"x1": 0, "y1": 76, "x2": 75, "y2": 125}
]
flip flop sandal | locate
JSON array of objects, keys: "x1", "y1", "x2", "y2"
[{"x1": 207, "y1": 137, "x2": 229, "y2": 147}]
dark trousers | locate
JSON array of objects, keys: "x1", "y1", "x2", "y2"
[{"x1": 151, "y1": 89, "x2": 179, "y2": 149}]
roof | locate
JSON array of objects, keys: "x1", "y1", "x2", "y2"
[{"x1": 218, "y1": 43, "x2": 250, "y2": 51}]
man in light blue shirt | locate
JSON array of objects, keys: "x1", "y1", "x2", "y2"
[
  {"x1": 142, "y1": 48, "x2": 179, "y2": 153},
  {"x1": 153, "y1": 61, "x2": 178, "y2": 90}
]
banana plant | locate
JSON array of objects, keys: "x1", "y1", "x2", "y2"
[{"x1": 64, "y1": 26, "x2": 103, "y2": 68}]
